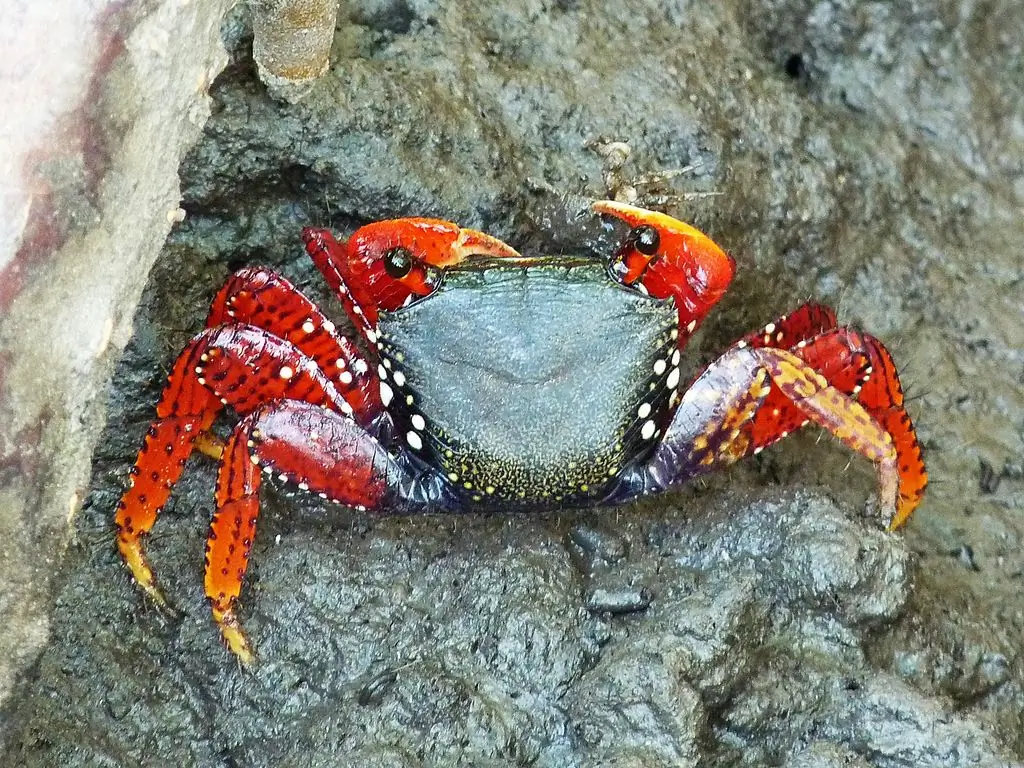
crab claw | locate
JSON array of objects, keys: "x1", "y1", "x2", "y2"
[
  {"x1": 593, "y1": 200, "x2": 735, "y2": 335},
  {"x1": 338, "y1": 218, "x2": 521, "y2": 314},
  {"x1": 451, "y1": 226, "x2": 523, "y2": 264}
]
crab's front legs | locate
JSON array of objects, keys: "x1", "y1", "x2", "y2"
[
  {"x1": 207, "y1": 400, "x2": 424, "y2": 662},
  {"x1": 114, "y1": 323, "x2": 367, "y2": 610}
]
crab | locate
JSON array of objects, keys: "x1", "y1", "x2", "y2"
[{"x1": 114, "y1": 201, "x2": 927, "y2": 662}]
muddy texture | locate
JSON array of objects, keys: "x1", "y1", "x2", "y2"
[{"x1": 3, "y1": 0, "x2": 1023, "y2": 766}]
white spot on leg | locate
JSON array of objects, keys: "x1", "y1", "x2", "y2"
[{"x1": 666, "y1": 367, "x2": 680, "y2": 390}]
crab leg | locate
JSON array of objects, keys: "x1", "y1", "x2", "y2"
[
  {"x1": 207, "y1": 400, "x2": 416, "y2": 663},
  {"x1": 734, "y1": 309, "x2": 927, "y2": 526},
  {"x1": 736, "y1": 303, "x2": 838, "y2": 348},
  {"x1": 206, "y1": 267, "x2": 382, "y2": 421},
  {"x1": 114, "y1": 323, "x2": 362, "y2": 608},
  {"x1": 643, "y1": 336, "x2": 924, "y2": 528}
]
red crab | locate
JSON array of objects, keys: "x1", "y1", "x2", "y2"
[{"x1": 114, "y1": 201, "x2": 927, "y2": 662}]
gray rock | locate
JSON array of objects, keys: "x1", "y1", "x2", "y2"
[{"x1": 2, "y1": 0, "x2": 1023, "y2": 765}]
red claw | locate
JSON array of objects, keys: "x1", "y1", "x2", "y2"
[
  {"x1": 304, "y1": 219, "x2": 521, "y2": 324},
  {"x1": 593, "y1": 200, "x2": 736, "y2": 341}
]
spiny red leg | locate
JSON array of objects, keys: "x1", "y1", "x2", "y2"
[
  {"x1": 115, "y1": 323, "x2": 358, "y2": 608},
  {"x1": 737, "y1": 303, "x2": 838, "y2": 349},
  {"x1": 206, "y1": 267, "x2": 381, "y2": 422},
  {"x1": 733, "y1": 307, "x2": 926, "y2": 527},
  {"x1": 114, "y1": 339, "x2": 220, "y2": 610},
  {"x1": 750, "y1": 346, "x2": 903, "y2": 521},
  {"x1": 649, "y1": 345, "x2": 910, "y2": 527},
  {"x1": 740, "y1": 326, "x2": 871, "y2": 455},
  {"x1": 206, "y1": 401, "x2": 409, "y2": 662},
  {"x1": 301, "y1": 228, "x2": 378, "y2": 337},
  {"x1": 844, "y1": 333, "x2": 927, "y2": 528}
]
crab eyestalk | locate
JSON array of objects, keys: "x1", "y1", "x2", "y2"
[{"x1": 593, "y1": 200, "x2": 736, "y2": 337}]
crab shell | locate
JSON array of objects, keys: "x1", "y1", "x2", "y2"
[{"x1": 376, "y1": 257, "x2": 679, "y2": 506}]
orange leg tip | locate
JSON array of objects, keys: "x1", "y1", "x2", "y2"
[
  {"x1": 212, "y1": 602, "x2": 256, "y2": 665},
  {"x1": 195, "y1": 431, "x2": 225, "y2": 460},
  {"x1": 118, "y1": 537, "x2": 173, "y2": 611},
  {"x1": 887, "y1": 499, "x2": 919, "y2": 532}
]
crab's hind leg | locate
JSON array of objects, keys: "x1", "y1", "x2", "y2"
[
  {"x1": 114, "y1": 323, "x2": 359, "y2": 609},
  {"x1": 206, "y1": 400, "x2": 417, "y2": 662}
]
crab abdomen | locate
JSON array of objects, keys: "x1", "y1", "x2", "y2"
[{"x1": 377, "y1": 262, "x2": 678, "y2": 506}]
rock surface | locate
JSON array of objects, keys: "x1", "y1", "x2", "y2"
[{"x1": 2, "y1": 0, "x2": 1022, "y2": 765}]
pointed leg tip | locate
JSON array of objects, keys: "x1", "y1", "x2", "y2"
[
  {"x1": 119, "y1": 538, "x2": 178, "y2": 613},
  {"x1": 886, "y1": 504, "x2": 917, "y2": 532},
  {"x1": 213, "y1": 603, "x2": 256, "y2": 665},
  {"x1": 227, "y1": 633, "x2": 256, "y2": 666}
]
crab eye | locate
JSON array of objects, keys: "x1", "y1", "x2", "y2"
[
  {"x1": 631, "y1": 225, "x2": 661, "y2": 256},
  {"x1": 383, "y1": 247, "x2": 414, "y2": 279}
]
